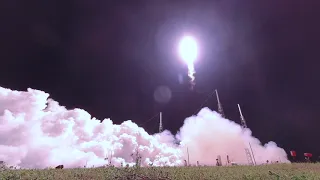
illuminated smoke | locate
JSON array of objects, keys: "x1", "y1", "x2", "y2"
[
  {"x1": 0, "y1": 86, "x2": 289, "y2": 168},
  {"x1": 177, "y1": 108, "x2": 289, "y2": 165},
  {"x1": 187, "y1": 63, "x2": 196, "y2": 88}
]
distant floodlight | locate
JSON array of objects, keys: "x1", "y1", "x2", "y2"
[{"x1": 178, "y1": 35, "x2": 198, "y2": 64}]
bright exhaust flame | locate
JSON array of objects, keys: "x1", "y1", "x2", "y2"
[{"x1": 178, "y1": 35, "x2": 198, "y2": 88}]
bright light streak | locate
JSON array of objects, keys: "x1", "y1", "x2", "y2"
[
  {"x1": 178, "y1": 35, "x2": 198, "y2": 89},
  {"x1": 178, "y1": 36, "x2": 198, "y2": 65}
]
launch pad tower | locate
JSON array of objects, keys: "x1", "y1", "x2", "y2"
[
  {"x1": 238, "y1": 104, "x2": 248, "y2": 129},
  {"x1": 215, "y1": 89, "x2": 225, "y2": 118},
  {"x1": 238, "y1": 104, "x2": 256, "y2": 165},
  {"x1": 159, "y1": 112, "x2": 163, "y2": 133}
]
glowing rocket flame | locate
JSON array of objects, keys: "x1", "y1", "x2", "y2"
[{"x1": 178, "y1": 35, "x2": 198, "y2": 89}]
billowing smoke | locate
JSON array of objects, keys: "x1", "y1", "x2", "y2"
[
  {"x1": 0, "y1": 86, "x2": 289, "y2": 169},
  {"x1": 178, "y1": 108, "x2": 289, "y2": 165}
]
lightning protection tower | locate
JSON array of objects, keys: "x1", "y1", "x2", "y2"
[
  {"x1": 215, "y1": 89, "x2": 225, "y2": 118},
  {"x1": 237, "y1": 104, "x2": 247, "y2": 129},
  {"x1": 159, "y1": 112, "x2": 163, "y2": 133},
  {"x1": 237, "y1": 104, "x2": 256, "y2": 165}
]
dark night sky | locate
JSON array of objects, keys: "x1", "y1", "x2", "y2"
[{"x1": 1, "y1": 0, "x2": 320, "y2": 160}]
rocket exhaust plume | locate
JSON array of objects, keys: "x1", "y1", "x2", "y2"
[
  {"x1": 178, "y1": 35, "x2": 198, "y2": 90},
  {"x1": 0, "y1": 86, "x2": 289, "y2": 168},
  {"x1": 187, "y1": 64, "x2": 196, "y2": 90}
]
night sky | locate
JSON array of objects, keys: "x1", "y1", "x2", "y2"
[{"x1": 1, "y1": 1, "x2": 319, "y2": 160}]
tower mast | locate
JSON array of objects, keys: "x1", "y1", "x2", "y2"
[
  {"x1": 215, "y1": 89, "x2": 225, "y2": 118},
  {"x1": 237, "y1": 104, "x2": 256, "y2": 165},
  {"x1": 237, "y1": 104, "x2": 247, "y2": 129},
  {"x1": 159, "y1": 112, "x2": 163, "y2": 133}
]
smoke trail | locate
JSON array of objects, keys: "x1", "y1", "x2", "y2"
[
  {"x1": 187, "y1": 63, "x2": 196, "y2": 89},
  {"x1": 0, "y1": 86, "x2": 289, "y2": 168}
]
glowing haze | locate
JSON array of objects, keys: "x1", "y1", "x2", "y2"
[{"x1": 0, "y1": 86, "x2": 289, "y2": 169}]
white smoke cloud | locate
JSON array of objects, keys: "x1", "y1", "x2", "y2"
[
  {"x1": 0, "y1": 86, "x2": 289, "y2": 168},
  {"x1": 177, "y1": 108, "x2": 289, "y2": 165}
]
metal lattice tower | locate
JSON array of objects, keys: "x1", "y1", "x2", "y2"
[
  {"x1": 159, "y1": 112, "x2": 163, "y2": 133},
  {"x1": 244, "y1": 148, "x2": 254, "y2": 165},
  {"x1": 237, "y1": 104, "x2": 256, "y2": 165},
  {"x1": 215, "y1": 89, "x2": 225, "y2": 118},
  {"x1": 237, "y1": 104, "x2": 247, "y2": 129}
]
